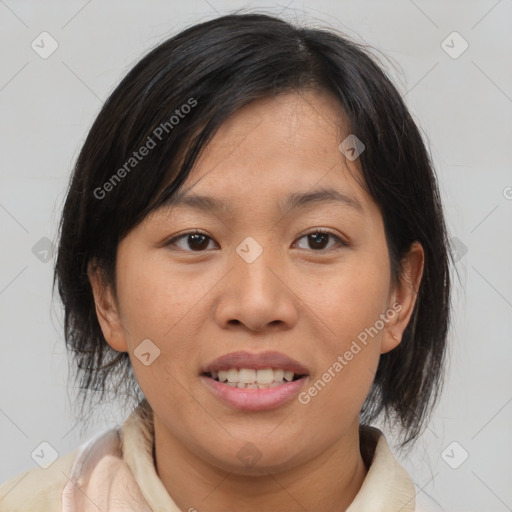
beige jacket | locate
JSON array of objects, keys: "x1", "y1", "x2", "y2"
[{"x1": 0, "y1": 401, "x2": 417, "y2": 511}]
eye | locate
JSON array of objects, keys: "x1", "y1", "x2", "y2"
[
  {"x1": 293, "y1": 229, "x2": 345, "y2": 251},
  {"x1": 166, "y1": 230, "x2": 218, "y2": 252},
  {"x1": 166, "y1": 228, "x2": 346, "y2": 253}
]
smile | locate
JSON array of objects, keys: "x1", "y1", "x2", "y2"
[{"x1": 207, "y1": 368, "x2": 303, "y2": 389}]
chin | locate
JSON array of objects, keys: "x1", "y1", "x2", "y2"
[{"x1": 198, "y1": 438, "x2": 308, "y2": 476}]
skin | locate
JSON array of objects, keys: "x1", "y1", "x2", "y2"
[{"x1": 89, "y1": 90, "x2": 424, "y2": 512}]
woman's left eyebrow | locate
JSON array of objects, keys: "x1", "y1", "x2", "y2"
[{"x1": 164, "y1": 186, "x2": 364, "y2": 216}]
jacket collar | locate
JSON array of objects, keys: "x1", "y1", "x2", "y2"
[
  {"x1": 63, "y1": 399, "x2": 416, "y2": 511},
  {"x1": 123, "y1": 400, "x2": 416, "y2": 511}
]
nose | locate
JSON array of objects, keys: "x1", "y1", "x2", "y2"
[{"x1": 214, "y1": 241, "x2": 299, "y2": 333}]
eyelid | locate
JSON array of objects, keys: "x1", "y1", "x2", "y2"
[
  {"x1": 165, "y1": 229, "x2": 217, "y2": 251},
  {"x1": 165, "y1": 228, "x2": 347, "y2": 252},
  {"x1": 293, "y1": 228, "x2": 347, "y2": 250}
]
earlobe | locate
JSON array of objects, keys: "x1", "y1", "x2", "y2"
[
  {"x1": 87, "y1": 261, "x2": 128, "y2": 353},
  {"x1": 381, "y1": 241, "x2": 424, "y2": 354}
]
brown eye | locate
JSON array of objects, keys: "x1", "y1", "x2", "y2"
[
  {"x1": 167, "y1": 231, "x2": 217, "y2": 252},
  {"x1": 294, "y1": 230, "x2": 345, "y2": 251}
]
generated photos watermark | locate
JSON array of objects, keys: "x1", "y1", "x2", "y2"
[
  {"x1": 298, "y1": 301, "x2": 402, "y2": 405},
  {"x1": 93, "y1": 97, "x2": 197, "y2": 200}
]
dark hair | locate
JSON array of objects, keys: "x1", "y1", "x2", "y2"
[{"x1": 54, "y1": 12, "x2": 451, "y2": 446}]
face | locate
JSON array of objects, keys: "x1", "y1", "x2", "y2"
[{"x1": 90, "y1": 90, "x2": 423, "y2": 475}]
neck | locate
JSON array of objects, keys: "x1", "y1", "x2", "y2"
[{"x1": 153, "y1": 417, "x2": 368, "y2": 512}]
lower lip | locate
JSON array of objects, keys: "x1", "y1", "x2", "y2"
[{"x1": 201, "y1": 376, "x2": 308, "y2": 411}]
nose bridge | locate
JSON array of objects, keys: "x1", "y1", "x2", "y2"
[
  {"x1": 232, "y1": 234, "x2": 280, "y2": 297},
  {"x1": 215, "y1": 234, "x2": 298, "y2": 331}
]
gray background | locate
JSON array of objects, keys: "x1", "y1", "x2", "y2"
[{"x1": 1, "y1": 1, "x2": 511, "y2": 510}]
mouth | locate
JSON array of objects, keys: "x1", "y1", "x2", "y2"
[
  {"x1": 203, "y1": 368, "x2": 307, "y2": 389},
  {"x1": 200, "y1": 351, "x2": 309, "y2": 411}
]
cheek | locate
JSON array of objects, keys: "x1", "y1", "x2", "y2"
[
  {"x1": 306, "y1": 253, "x2": 391, "y2": 345},
  {"x1": 300, "y1": 279, "x2": 386, "y2": 426},
  {"x1": 114, "y1": 253, "x2": 187, "y2": 343},
  {"x1": 298, "y1": 251, "x2": 390, "y2": 405},
  {"x1": 116, "y1": 262, "x2": 160, "y2": 329},
  {"x1": 114, "y1": 255, "x2": 204, "y2": 406}
]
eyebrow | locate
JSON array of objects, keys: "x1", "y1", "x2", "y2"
[{"x1": 164, "y1": 187, "x2": 364, "y2": 215}]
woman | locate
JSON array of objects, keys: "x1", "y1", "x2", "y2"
[{"x1": 0, "y1": 12, "x2": 451, "y2": 511}]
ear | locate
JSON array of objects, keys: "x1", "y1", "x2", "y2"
[
  {"x1": 381, "y1": 241, "x2": 424, "y2": 354},
  {"x1": 87, "y1": 261, "x2": 128, "y2": 352}
]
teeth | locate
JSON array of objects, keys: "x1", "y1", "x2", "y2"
[
  {"x1": 273, "y1": 369, "x2": 284, "y2": 381},
  {"x1": 226, "y1": 369, "x2": 239, "y2": 383},
  {"x1": 211, "y1": 367, "x2": 301, "y2": 388},
  {"x1": 256, "y1": 368, "x2": 274, "y2": 384},
  {"x1": 239, "y1": 368, "x2": 257, "y2": 384},
  {"x1": 284, "y1": 370, "x2": 294, "y2": 381}
]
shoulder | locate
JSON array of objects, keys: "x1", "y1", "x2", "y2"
[
  {"x1": 347, "y1": 426, "x2": 417, "y2": 511},
  {"x1": 0, "y1": 448, "x2": 79, "y2": 512},
  {"x1": 0, "y1": 426, "x2": 124, "y2": 512}
]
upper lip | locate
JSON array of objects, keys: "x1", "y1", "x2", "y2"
[{"x1": 202, "y1": 351, "x2": 310, "y2": 375}]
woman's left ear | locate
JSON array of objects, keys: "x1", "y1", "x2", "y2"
[{"x1": 381, "y1": 241, "x2": 424, "y2": 354}]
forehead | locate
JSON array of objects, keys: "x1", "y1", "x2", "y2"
[{"x1": 160, "y1": 91, "x2": 372, "y2": 217}]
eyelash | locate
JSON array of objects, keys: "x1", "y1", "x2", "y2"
[{"x1": 166, "y1": 228, "x2": 346, "y2": 253}]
